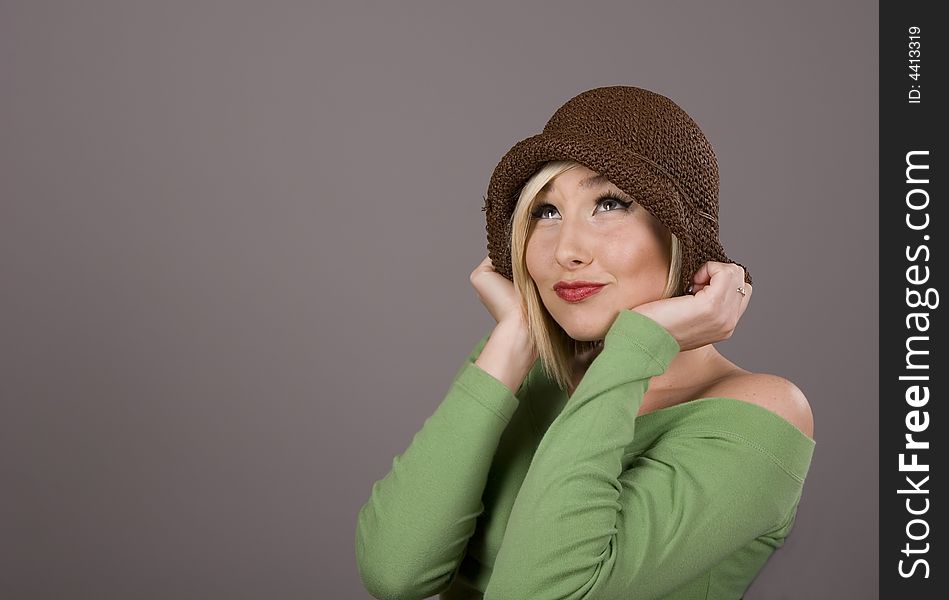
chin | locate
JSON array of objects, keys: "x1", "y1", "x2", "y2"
[
  {"x1": 543, "y1": 293, "x2": 618, "y2": 340},
  {"x1": 568, "y1": 329, "x2": 608, "y2": 343},
  {"x1": 553, "y1": 313, "x2": 611, "y2": 343}
]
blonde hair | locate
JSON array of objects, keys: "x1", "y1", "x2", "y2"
[{"x1": 509, "y1": 160, "x2": 682, "y2": 392}]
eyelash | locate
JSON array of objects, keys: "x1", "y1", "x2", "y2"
[{"x1": 529, "y1": 194, "x2": 634, "y2": 220}]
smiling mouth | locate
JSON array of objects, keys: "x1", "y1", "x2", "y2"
[{"x1": 555, "y1": 285, "x2": 605, "y2": 303}]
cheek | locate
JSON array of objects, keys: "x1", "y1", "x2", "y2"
[
  {"x1": 600, "y1": 231, "x2": 653, "y2": 267},
  {"x1": 600, "y1": 229, "x2": 668, "y2": 282},
  {"x1": 525, "y1": 229, "x2": 555, "y2": 261},
  {"x1": 524, "y1": 237, "x2": 543, "y2": 280}
]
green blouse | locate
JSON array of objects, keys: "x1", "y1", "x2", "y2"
[{"x1": 356, "y1": 309, "x2": 816, "y2": 599}]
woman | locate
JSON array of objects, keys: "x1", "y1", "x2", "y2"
[{"x1": 356, "y1": 86, "x2": 816, "y2": 600}]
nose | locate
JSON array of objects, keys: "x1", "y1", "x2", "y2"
[{"x1": 553, "y1": 214, "x2": 593, "y2": 270}]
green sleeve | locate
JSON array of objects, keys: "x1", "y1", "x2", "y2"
[
  {"x1": 484, "y1": 310, "x2": 806, "y2": 600},
  {"x1": 355, "y1": 329, "x2": 520, "y2": 599}
]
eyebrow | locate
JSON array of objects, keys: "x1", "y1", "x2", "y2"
[
  {"x1": 538, "y1": 173, "x2": 616, "y2": 196},
  {"x1": 577, "y1": 174, "x2": 611, "y2": 190}
]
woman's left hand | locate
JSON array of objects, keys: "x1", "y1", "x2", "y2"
[{"x1": 630, "y1": 262, "x2": 752, "y2": 352}]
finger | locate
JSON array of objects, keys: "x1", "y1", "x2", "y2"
[
  {"x1": 691, "y1": 262, "x2": 712, "y2": 286},
  {"x1": 706, "y1": 261, "x2": 739, "y2": 282},
  {"x1": 690, "y1": 260, "x2": 735, "y2": 288},
  {"x1": 689, "y1": 261, "x2": 730, "y2": 295},
  {"x1": 736, "y1": 282, "x2": 752, "y2": 318},
  {"x1": 687, "y1": 261, "x2": 715, "y2": 294},
  {"x1": 738, "y1": 281, "x2": 752, "y2": 295},
  {"x1": 726, "y1": 265, "x2": 748, "y2": 300},
  {"x1": 707, "y1": 263, "x2": 746, "y2": 307}
]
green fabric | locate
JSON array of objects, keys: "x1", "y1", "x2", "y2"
[{"x1": 356, "y1": 309, "x2": 816, "y2": 599}]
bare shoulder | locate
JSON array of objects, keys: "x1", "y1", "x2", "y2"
[{"x1": 704, "y1": 372, "x2": 815, "y2": 440}]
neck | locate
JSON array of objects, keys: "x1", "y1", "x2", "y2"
[
  {"x1": 648, "y1": 343, "x2": 730, "y2": 393},
  {"x1": 567, "y1": 342, "x2": 734, "y2": 400}
]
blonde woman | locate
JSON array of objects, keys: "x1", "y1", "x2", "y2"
[{"x1": 356, "y1": 86, "x2": 815, "y2": 599}]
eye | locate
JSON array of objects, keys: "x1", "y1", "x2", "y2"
[
  {"x1": 597, "y1": 195, "x2": 634, "y2": 212},
  {"x1": 530, "y1": 194, "x2": 634, "y2": 220},
  {"x1": 531, "y1": 204, "x2": 558, "y2": 220}
]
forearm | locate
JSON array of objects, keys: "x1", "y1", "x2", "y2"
[
  {"x1": 475, "y1": 319, "x2": 537, "y2": 395},
  {"x1": 484, "y1": 310, "x2": 680, "y2": 599},
  {"x1": 356, "y1": 331, "x2": 523, "y2": 599}
]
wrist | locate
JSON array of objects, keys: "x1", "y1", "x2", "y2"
[
  {"x1": 475, "y1": 320, "x2": 537, "y2": 394},
  {"x1": 496, "y1": 316, "x2": 533, "y2": 346}
]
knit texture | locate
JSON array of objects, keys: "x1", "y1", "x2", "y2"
[
  {"x1": 355, "y1": 310, "x2": 815, "y2": 599},
  {"x1": 483, "y1": 85, "x2": 752, "y2": 296}
]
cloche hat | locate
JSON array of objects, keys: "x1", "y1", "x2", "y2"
[{"x1": 482, "y1": 85, "x2": 752, "y2": 296}]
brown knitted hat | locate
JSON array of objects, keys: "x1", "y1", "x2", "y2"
[{"x1": 482, "y1": 85, "x2": 752, "y2": 296}]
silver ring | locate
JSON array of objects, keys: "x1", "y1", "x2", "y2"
[{"x1": 737, "y1": 287, "x2": 746, "y2": 296}]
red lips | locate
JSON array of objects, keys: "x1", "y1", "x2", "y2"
[
  {"x1": 554, "y1": 280, "x2": 606, "y2": 290},
  {"x1": 554, "y1": 281, "x2": 606, "y2": 302}
]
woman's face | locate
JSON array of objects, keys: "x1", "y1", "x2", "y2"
[{"x1": 525, "y1": 165, "x2": 672, "y2": 342}]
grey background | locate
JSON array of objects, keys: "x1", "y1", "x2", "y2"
[{"x1": 1, "y1": 1, "x2": 877, "y2": 599}]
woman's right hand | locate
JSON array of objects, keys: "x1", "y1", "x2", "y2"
[
  {"x1": 469, "y1": 254, "x2": 526, "y2": 327},
  {"x1": 470, "y1": 255, "x2": 537, "y2": 392}
]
